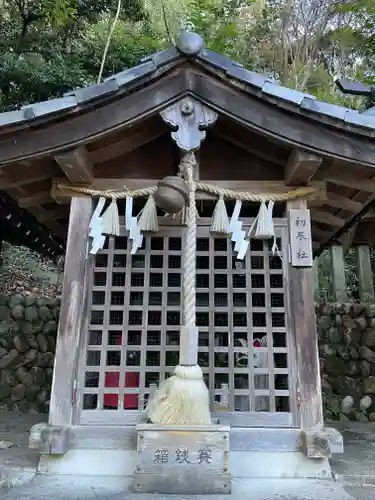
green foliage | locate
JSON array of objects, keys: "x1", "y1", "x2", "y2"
[
  {"x1": 0, "y1": 0, "x2": 374, "y2": 113},
  {"x1": 186, "y1": 0, "x2": 254, "y2": 55},
  {"x1": 79, "y1": 20, "x2": 165, "y2": 79},
  {"x1": 0, "y1": 52, "x2": 90, "y2": 110},
  {"x1": 333, "y1": 0, "x2": 375, "y2": 62},
  {"x1": 0, "y1": 0, "x2": 149, "y2": 110}
]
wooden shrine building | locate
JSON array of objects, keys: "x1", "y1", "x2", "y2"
[{"x1": 3, "y1": 29, "x2": 375, "y2": 488}]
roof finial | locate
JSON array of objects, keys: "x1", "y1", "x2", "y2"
[{"x1": 176, "y1": 27, "x2": 204, "y2": 56}]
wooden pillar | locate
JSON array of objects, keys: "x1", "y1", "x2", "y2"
[
  {"x1": 287, "y1": 200, "x2": 324, "y2": 430},
  {"x1": 329, "y1": 245, "x2": 347, "y2": 303},
  {"x1": 49, "y1": 196, "x2": 92, "y2": 427},
  {"x1": 355, "y1": 245, "x2": 375, "y2": 303}
]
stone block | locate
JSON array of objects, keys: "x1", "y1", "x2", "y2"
[
  {"x1": 31, "y1": 321, "x2": 44, "y2": 334},
  {"x1": 0, "y1": 306, "x2": 9, "y2": 321},
  {"x1": 355, "y1": 316, "x2": 368, "y2": 331},
  {"x1": 360, "y1": 346, "x2": 375, "y2": 363},
  {"x1": 0, "y1": 349, "x2": 19, "y2": 368},
  {"x1": 366, "y1": 305, "x2": 375, "y2": 318},
  {"x1": 37, "y1": 333, "x2": 49, "y2": 353},
  {"x1": 11, "y1": 383, "x2": 26, "y2": 401},
  {"x1": 38, "y1": 306, "x2": 50, "y2": 321},
  {"x1": 43, "y1": 320, "x2": 57, "y2": 335},
  {"x1": 133, "y1": 424, "x2": 231, "y2": 494},
  {"x1": 360, "y1": 395, "x2": 372, "y2": 411},
  {"x1": 8, "y1": 295, "x2": 24, "y2": 308},
  {"x1": 13, "y1": 334, "x2": 28, "y2": 353},
  {"x1": 20, "y1": 321, "x2": 33, "y2": 335},
  {"x1": 301, "y1": 427, "x2": 344, "y2": 458},
  {"x1": 24, "y1": 306, "x2": 38, "y2": 322},
  {"x1": 364, "y1": 376, "x2": 375, "y2": 393},
  {"x1": 0, "y1": 295, "x2": 8, "y2": 306},
  {"x1": 29, "y1": 423, "x2": 71, "y2": 454},
  {"x1": 24, "y1": 295, "x2": 36, "y2": 307},
  {"x1": 26, "y1": 334, "x2": 39, "y2": 350},
  {"x1": 341, "y1": 395, "x2": 354, "y2": 414},
  {"x1": 11, "y1": 305, "x2": 24, "y2": 320},
  {"x1": 0, "y1": 383, "x2": 11, "y2": 400}
]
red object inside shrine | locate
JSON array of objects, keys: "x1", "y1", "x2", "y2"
[{"x1": 103, "y1": 332, "x2": 139, "y2": 409}]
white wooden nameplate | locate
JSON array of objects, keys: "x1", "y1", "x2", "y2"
[{"x1": 288, "y1": 208, "x2": 313, "y2": 267}]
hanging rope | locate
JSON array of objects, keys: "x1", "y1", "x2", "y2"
[
  {"x1": 195, "y1": 183, "x2": 316, "y2": 202},
  {"x1": 56, "y1": 182, "x2": 316, "y2": 202},
  {"x1": 56, "y1": 184, "x2": 157, "y2": 199},
  {"x1": 180, "y1": 153, "x2": 197, "y2": 327}
]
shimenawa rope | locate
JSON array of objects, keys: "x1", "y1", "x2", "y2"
[{"x1": 56, "y1": 182, "x2": 316, "y2": 202}]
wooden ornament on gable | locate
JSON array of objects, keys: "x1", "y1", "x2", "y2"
[{"x1": 160, "y1": 97, "x2": 218, "y2": 152}]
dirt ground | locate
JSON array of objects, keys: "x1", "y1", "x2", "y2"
[{"x1": 1, "y1": 414, "x2": 375, "y2": 499}]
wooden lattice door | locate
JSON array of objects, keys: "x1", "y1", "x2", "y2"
[{"x1": 76, "y1": 219, "x2": 297, "y2": 427}]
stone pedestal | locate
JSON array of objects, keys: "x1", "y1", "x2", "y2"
[
  {"x1": 132, "y1": 424, "x2": 231, "y2": 494},
  {"x1": 29, "y1": 423, "x2": 70, "y2": 454}
]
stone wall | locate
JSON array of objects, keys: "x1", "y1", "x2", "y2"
[
  {"x1": 0, "y1": 294, "x2": 60, "y2": 413},
  {"x1": 317, "y1": 302, "x2": 375, "y2": 422},
  {"x1": 0, "y1": 290, "x2": 374, "y2": 422}
]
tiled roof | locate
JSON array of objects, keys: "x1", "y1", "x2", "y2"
[{"x1": 1, "y1": 31, "x2": 375, "y2": 133}]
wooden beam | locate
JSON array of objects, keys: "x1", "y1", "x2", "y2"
[
  {"x1": 322, "y1": 167, "x2": 375, "y2": 248},
  {"x1": 287, "y1": 199, "x2": 324, "y2": 430},
  {"x1": 51, "y1": 178, "x2": 327, "y2": 202},
  {"x1": 55, "y1": 146, "x2": 93, "y2": 184},
  {"x1": 324, "y1": 193, "x2": 362, "y2": 213},
  {"x1": 214, "y1": 129, "x2": 285, "y2": 166},
  {"x1": 18, "y1": 191, "x2": 53, "y2": 208},
  {"x1": 364, "y1": 208, "x2": 375, "y2": 219},
  {"x1": 43, "y1": 220, "x2": 66, "y2": 241},
  {"x1": 90, "y1": 124, "x2": 166, "y2": 165},
  {"x1": 0, "y1": 160, "x2": 61, "y2": 189},
  {"x1": 0, "y1": 173, "x2": 51, "y2": 189},
  {"x1": 49, "y1": 196, "x2": 92, "y2": 427},
  {"x1": 326, "y1": 176, "x2": 375, "y2": 193},
  {"x1": 352, "y1": 221, "x2": 375, "y2": 246},
  {"x1": 37, "y1": 207, "x2": 69, "y2": 222},
  {"x1": 0, "y1": 170, "x2": 12, "y2": 188},
  {"x1": 284, "y1": 150, "x2": 322, "y2": 186},
  {"x1": 311, "y1": 226, "x2": 331, "y2": 241},
  {"x1": 25, "y1": 206, "x2": 66, "y2": 240},
  {"x1": 310, "y1": 208, "x2": 346, "y2": 227},
  {"x1": 312, "y1": 225, "x2": 355, "y2": 253}
]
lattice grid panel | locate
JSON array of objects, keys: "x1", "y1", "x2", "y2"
[{"x1": 81, "y1": 223, "x2": 290, "y2": 415}]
